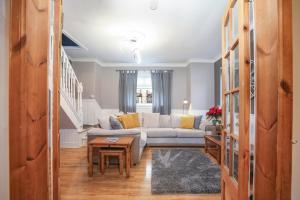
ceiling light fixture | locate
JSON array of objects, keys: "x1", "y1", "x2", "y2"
[
  {"x1": 133, "y1": 49, "x2": 141, "y2": 64},
  {"x1": 120, "y1": 31, "x2": 145, "y2": 64},
  {"x1": 150, "y1": 0, "x2": 159, "y2": 10}
]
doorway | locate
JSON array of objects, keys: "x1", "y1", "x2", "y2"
[{"x1": 7, "y1": 0, "x2": 293, "y2": 200}]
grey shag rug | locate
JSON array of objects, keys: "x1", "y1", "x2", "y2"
[{"x1": 151, "y1": 148, "x2": 221, "y2": 194}]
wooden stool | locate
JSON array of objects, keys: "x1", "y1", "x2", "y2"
[{"x1": 98, "y1": 149, "x2": 125, "y2": 175}]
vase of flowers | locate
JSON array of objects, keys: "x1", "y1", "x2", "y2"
[{"x1": 206, "y1": 106, "x2": 222, "y2": 126}]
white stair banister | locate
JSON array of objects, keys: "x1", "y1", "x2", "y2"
[{"x1": 60, "y1": 47, "x2": 83, "y2": 130}]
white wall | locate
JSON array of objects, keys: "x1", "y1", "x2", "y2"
[
  {"x1": 189, "y1": 63, "x2": 215, "y2": 110},
  {"x1": 292, "y1": 0, "x2": 300, "y2": 199},
  {"x1": 0, "y1": 0, "x2": 9, "y2": 199}
]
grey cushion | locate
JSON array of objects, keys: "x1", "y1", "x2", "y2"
[
  {"x1": 109, "y1": 116, "x2": 123, "y2": 130},
  {"x1": 175, "y1": 128, "x2": 206, "y2": 138},
  {"x1": 193, "y1": 115, "x2": 203, "y2": 129},
  {"x1": 146, "y1": 128, "x2": 177, "y2": 138}
]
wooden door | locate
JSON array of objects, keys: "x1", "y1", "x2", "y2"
[
  {"x1": 221, "y1": 0, "x2": 250, "y2": 199},
  {"x1": 254, "y1": 0, "x2": 293, "y2": 200},
  {"x1": 221, "y1": 0, "x2": 293, "y2": 200},
  {"x1": 9, "y1": 0, "x2": 51, "y2": 199}
]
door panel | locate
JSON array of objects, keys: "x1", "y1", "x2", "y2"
[
  {"x1": 9, "y1": 0, "x2": 50, "y2": 199},
  {"x1": 221, "y1": 0, "x2": 250, "y2": 199}
]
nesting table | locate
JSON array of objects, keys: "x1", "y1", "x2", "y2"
[
  {"x1": 204, "y1": 135, "x2": 222, "y2": 164},
  {"x1": 88, "y1": 136, "x2": 134, "y2": 177}
]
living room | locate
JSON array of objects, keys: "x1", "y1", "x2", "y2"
[
  {"x1": 59, "y1": 0, "x2": 225, "y2": 199},
  {"x1": 1, "y1": 0, "x2": 299, "y2": 199}
]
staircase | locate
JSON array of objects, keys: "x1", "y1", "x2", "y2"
[{"x1": 60, "y1": 48, "x2": 83, "y2": 131}]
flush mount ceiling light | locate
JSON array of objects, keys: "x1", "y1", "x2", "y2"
[{"x1": 150, "y1": 0, "x2": 159, "y2": 10}]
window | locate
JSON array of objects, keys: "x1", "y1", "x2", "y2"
[{"x1": 136, "y1": 71, "x2": 152, "y2": 104}]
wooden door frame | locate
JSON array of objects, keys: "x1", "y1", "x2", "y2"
[
  {"x1": 52, "y1": 0, "x2": 62, "y2": 199},
  {"x1": 9, "y1": 0, "x2": 62, "y2": 199}
]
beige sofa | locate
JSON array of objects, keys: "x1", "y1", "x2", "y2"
[{"x1": 87, "y1": 113, "x2": 212, "y2": 164}]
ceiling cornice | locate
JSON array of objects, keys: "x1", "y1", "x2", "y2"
[{"x1": 69, "y1": 57, "x2": 218, "y2": 68}]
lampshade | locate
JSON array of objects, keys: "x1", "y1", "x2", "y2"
[{"x1": 183, "y1": 99, "x2": 189, "y2": 105}]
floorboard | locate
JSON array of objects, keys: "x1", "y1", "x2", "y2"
[{"x1": 60, "y1": 147, "x2": 221, "y2": 200}]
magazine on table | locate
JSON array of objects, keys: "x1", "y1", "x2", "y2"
[{"x1": 105, "y1": 137, "x2": 120, "y2": 142}]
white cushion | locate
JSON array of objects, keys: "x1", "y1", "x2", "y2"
[
  {"x1": 146, "y1": 128, "x2": 177, "y2": 138},
  {"x1": 171, "y1": 114, "x2": 182, "y2": 128},
  {"x1": 175, "y1": 128, "x2": 206, "y2": 138},
  {"x1": 98, "y1": 116, "x2": 111, "y2": 130},
  {"x1": 159, "y1": 115, "x2": 171, "y2": 128},
  {"x1": 142, "y1": 113, "x2": 160, "y2": 128}
]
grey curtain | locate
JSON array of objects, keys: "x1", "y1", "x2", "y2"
[
  {"x1": 119, "y1": 70, "x2": 138, "y2": 113},
  {"x1": 151, "y1": 70, "x2": 173, "y2": 115}
]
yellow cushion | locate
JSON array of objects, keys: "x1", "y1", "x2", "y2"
[
  {"x1": 180, "y1": 115, "x2": 195, "y2": 129},
  {"x1": 118, "y1": 113, "x2": 140, "y2": 129},
  {"x1": 131, "y1": 113, "x2": 141, "y2": 128}
]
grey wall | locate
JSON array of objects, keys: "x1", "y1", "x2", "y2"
[
  {"x1": 171, "y1": 67, "x2": 189, "y2": 109},
  {"x1": 72, "y1": 61, "x2": 97, "y2": 99},
  {"x1": 292, "y1": 0, "x2": 300, "y2": 199},
  {"x1": 0, "y1": 0, "x2": 9, "y2": 199},
  {"x1": 96, "y1": 67, "x2": 119, "y2": 108},
  {"x1": 71, "y1": 61, "x2": 215, "y2": 111},
  {"x1": 72, "y1": 63, "x2": 191, "y2": 109},
  {"x1": 189, "y1": 63, "x2": 215, "y2": 110}
]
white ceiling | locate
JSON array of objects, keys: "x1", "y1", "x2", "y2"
[{"x1": 63, "y1": 0, "x2": 227, "y2": 66}]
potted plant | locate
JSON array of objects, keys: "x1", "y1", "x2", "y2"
[{"x1": 206, "y1": 106, "x2": 222, "y2": 126}]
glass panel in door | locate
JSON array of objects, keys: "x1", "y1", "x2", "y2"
[{"x1": 233, "y1": 45, "x2": 240, "y2": 88}]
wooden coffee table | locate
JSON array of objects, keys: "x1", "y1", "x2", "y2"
[
  {"x1": 204, "y1": 135, "x2": 222, "y2": 164},
  {"x1": 88, "y1": 136, "x2": 134, "y2": 177}
]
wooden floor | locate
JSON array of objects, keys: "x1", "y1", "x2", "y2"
[{"x1": 60, "y1": 147, "x2": 221, "y2": 200}]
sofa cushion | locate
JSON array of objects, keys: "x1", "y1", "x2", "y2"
[
  {"x1": 109, "y1": 116, "x2": 123, "y2": 130},
  {"x1": 194, "y1": 115, "x2": 203, "y2": 129},
  {"x1": 171, "y1": 114, "x2": 182, "y2": 128},
  {"x1": 175, "y1": 128, "x2": 206, "y2": 138},
  {"x1": 147, "y1": 138, "x2": 205, "y2": 147},
  {"x1": 87, "y1": 128, "x2": 140, "y2": 136},
  {"x1": 98, "y1": 116, "x2": 111, "y2": 130},
  {"x1": 118, "y1": 114, "x2": 140, "y2": 129},
  {"x1": 180, "y1": 115, "x2": 195, "y2": 129},
  {"x1": 146, "y1": 128, "x2": 177, "y2": 138},
  {"x1": 159, "y1": 115, "x2": 171, "y2": 128},
  {"x1": 143, "y1": 113, "x2": 160, "y2": 128}
]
